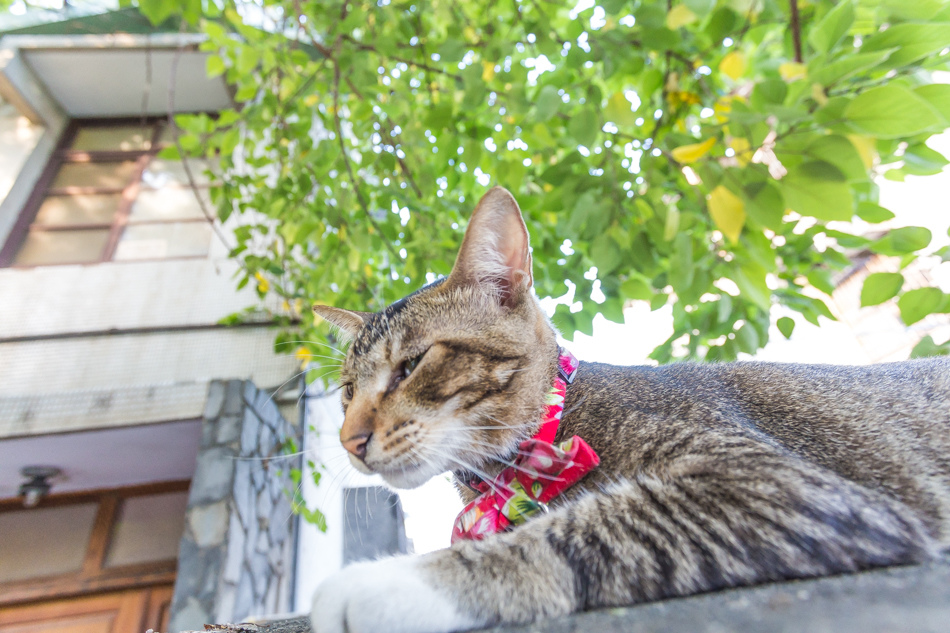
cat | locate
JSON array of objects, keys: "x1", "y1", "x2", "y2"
[{"x1": 310, "y1": 186, "x2": 950, "y2": 633}]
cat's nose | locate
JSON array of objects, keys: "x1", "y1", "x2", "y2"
[{"x1": 343, "y1": 432, "x2": 372, "y2": 461}]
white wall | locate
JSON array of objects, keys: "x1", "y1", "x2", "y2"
[{"x1": 0, "y1": 100, "x2": 42, "y2": 207}]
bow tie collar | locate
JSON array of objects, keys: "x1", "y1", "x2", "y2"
[{"x1": 451, "y1": 347, "x2": 599, "y2": 543}]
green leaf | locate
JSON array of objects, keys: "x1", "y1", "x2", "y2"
[
  {"x1": 138, "y1": 0, "x2": 179, "y2": 24},
  {"x1": 590, "y1": 234, "x2": 623, "y2": 274},
  {"x1": 743, "y1": 182, "x2": 784, "y2": 230},
  {"x1": 551, "y1": 303, "x2": 575, "y2": 340},
  {"x1": 843, "y1": 85, "x2": 943, "y2": 139},
  {"x1": 621, "y1": 276, "x2": 653, "y2": 301},
  {"x1": 860, "y1": 272, "x2": 904, "y2": 307},
  {"x1": 902, "y1": 144, "x2": 948, "y2": 176},
  {"x1": 860, "y1": 22, "x2": 950, "y2": 67},
  {"x1": 568, "y1": 109, "x2": 599, "y2": 147},
  {"x1": 898, "y1": 288, "x2": 944, "y2": 325},
  {"x1": 808, "y1": 0, "x2": 854, "y2": 54},
  {"x1": 806, "y1": 135, "x2": 867, "y2": 182},
  {"x1": 856, "y1": 202, "x2": 895, "y2": 224},
  {"x1": 235, "y1": 46, "x2": 259, "y2": 75},
  {"x1": 777, "y1": 316, "x2": 795, "y2": 339},
  {"x1": 781, "y1": 161, "x2": 853, "y2": 222},
  {"x1": 808, "y1": 49, "x2": 894, "y2": 86},
  {"x1": 732, "y1": 262, "x2": 771, "y2": 312},
  {"x1": 880, "y1": 0, "x2": 945, "y2": 21},
  {"x1": 735, "y1": 322, "x2": 760, "y2": 354},
  {"x1": 806, "y1": 269, "x2": 835, "y2": 296},
  {"x1": 669, "y1": 232, "x2": 694, "y2": 295},
  {"x1": 535, "y1": 85, "x2": 562, "y2": 122},
  {"x1": 910, "y1": 335, "x2": 950, "y2": 358},
  {"x1": 914, "y1": 84, "x2": 950, "y2": 124},
  {"x1": 605, "y1": 92, "x2": 638, "y2": 127},
  {"x1": 206, "y1": 54, "x2": 226, "y2": 77},
  {"x1": 872, "y1": 227, "x2": 932, "y2": 256}
]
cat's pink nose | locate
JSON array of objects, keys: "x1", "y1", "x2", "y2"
[{"x1": 343, "y1": 432, "x2": 371, "y2": 461}]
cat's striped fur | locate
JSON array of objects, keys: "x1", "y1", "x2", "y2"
[{"x1": 311, "y1": 187, "x2": 950, "y2": 633}]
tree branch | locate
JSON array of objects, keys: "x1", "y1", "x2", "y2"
[{"x1": 789, "y1": 0, "x2": 803, "y2": 63}]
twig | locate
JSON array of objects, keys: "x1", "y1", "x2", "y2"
[{"x1": 789, "y1": 0, "x2": 803, "y2": 63}]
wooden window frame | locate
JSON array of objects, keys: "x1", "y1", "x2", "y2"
[
  {"x1": 0, "y1": 117, "x2": 214, "y2": 268},
  {"x1": 0, "y1": 480, "x2": 190, "y2": 607}
]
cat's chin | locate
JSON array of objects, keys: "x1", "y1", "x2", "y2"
[
  {"x1": 378, "y1": 466, "x2": 438, "y2": 489},
  {"x1": 348, "y1": 453, "x2": 438, "y2": 489}
]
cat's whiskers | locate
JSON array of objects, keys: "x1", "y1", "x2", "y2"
[
  {"x1": 460, "y1": 437, "x2": 569, "y2": 483},
  {"x1": 417, "y1": 444, "x2": 506, "y2": 496},
  {"x1": 275, "y1": 338, "x2": 347, "y2": 357}
]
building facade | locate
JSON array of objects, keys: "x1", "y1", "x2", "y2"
[{"x1": 0, "y1": 9, "x2": 405, "y2": 633}]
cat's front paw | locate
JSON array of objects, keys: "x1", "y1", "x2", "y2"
[{"x1": 310, "y1": 556, "x2": 481, "y2": 633}]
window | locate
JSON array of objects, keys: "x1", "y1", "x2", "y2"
[
  {"x1": 0, "y1": 481, "x2": 189, "y2": 607},
  {"x1": 0, "y1": 120, "x2": 216, "y2": 267}
]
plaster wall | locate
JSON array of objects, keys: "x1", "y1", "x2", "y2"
[{"x1": 0, "y1": 100, "x2": 42, "y2": 207}]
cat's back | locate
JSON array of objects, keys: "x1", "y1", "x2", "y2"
[{"x1": 563, "y1": 357, "x2": 950, "y2": 542}]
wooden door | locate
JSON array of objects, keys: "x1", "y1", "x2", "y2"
[{"x1": 0, "y1": 586, "x2": 172, "y2": 633}]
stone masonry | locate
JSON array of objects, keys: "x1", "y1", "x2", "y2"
[{"x1": 168, "y1": 379, "x2": 300, "y2": 633}]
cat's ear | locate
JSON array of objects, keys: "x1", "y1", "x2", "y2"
[
  {"x1": 448, "y1": 186, "x2": 532, "y2": 307},
  {"x1": 312, "y1": 305, "x2": 372, "y2": 340}
]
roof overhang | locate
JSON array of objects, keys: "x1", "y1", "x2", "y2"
[{"x1": 0, "y1": 32, "x2": 233, "y2": 122}]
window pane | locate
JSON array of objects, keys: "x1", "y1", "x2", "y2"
[
  {"x1": 113, "y1": 223, "x2": 211, "y2": 260},
  {"x1": 104, "y1": 492, "x2": 188, "y2": 568},
  {"x1": 71, "y1": 126, "x2": 154, "y2": 152},
  {"x1": 142, "y1": 159, "x2": 216, "y2": 188},
  {"x1": 0, "y1": 503, "x2": 98, "y2": 583},
  {"x1": 130, "y1": 188, "x2": 210, "y2": 223},
  {"x1": 52, "y1": 162, "x2": 139, "y2": 190},
  {"x1": 13, "y1": 229, "x2": 109, "y2": 266},
  {"x1": 34, "y1": 194, "x2": 121, "y2": 227}
]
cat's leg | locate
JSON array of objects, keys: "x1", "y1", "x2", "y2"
[{"x1": 311, "y1": 453, "x2": 936, "y2": 633}]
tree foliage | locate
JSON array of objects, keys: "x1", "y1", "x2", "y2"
[{"x1": 140, "y1": 0, "x2": 950, "y2": 364}]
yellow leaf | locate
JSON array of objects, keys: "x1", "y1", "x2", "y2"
[
  {"x1": 254, "y1": 272, "x2": 270, "y2": 293},
  {"x1": 810, "y1": 83, "x2": 828, "y2": 106},
  {"x1": 304, "y1": 94, "x2": 319, "y2": 107},
  {"x1": 719, "y1": 51, "x2": 747, "y2": 80},
  {"x1": 779, "y1": 62, "x2": 807, "y2": 82},
  {"x1": 671, "y1": 137, "x2": 716, "y2": 164},
  {"x1": 729, "y1": 136, "x2": 752, "y2": 166},
  {"x1": 847, "y1": 134, "x2": 876, "y2": 169},
  {"x1": 482, "y1": 61, "x2": 496, "y2": 82},
  {"x1": 707, "y1": 185, "x2": 746, "y2": 243},
  {"x1": 543, "y1": 183, "x2": 554, "y2": 192},
  {"x1": 295, "y1": 347, "x2": 313, "y2": 370},
  {"x1": 666, "y1": 4, "x2": 697, "y2": 29}
]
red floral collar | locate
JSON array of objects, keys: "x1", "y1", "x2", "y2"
[{"x1": 451, "y1": 348, "x2": 599, "y2": 542}]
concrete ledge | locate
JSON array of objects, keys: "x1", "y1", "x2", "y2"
[{"x1": 194, "y1": 560, "x2": 950, "y2": 633}]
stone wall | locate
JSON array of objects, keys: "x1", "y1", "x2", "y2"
[{"x1": 168, "y1": 379, "x2": 300, "y2": 633}]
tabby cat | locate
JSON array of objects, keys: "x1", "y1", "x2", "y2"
[{"x1": 310, "y1": 186, "x2": 950, "y2": 633}]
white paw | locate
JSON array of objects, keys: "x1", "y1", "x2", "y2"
[{"x1": 310, "y1": 556, "x2": 481, "y2": 633}]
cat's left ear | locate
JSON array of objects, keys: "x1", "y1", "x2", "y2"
[
  {"x1": 312, "y1": 305, "x2": 372, "y2": 340},
  {"x1": 448, "y1": 186, "x2": 532, "y2": 307}
]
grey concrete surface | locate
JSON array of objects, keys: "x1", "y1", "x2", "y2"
[{"x1": 198, "y1": 560, "x2": 950, "y2": 633}]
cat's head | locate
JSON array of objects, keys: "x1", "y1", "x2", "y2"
[{"x1": 313, "y1": 187, "x2": 559, "y2": 489}]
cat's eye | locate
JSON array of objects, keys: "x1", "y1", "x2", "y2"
[
  {"x1": 343, "y1": 383, "x2": 354, "y2": 400},
  {"x1": 387, "y1": 351, "x2": 427, "y2": 394},
  {"x1": 404, "y1": 352, "x2": 424, "y2": 377}
]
